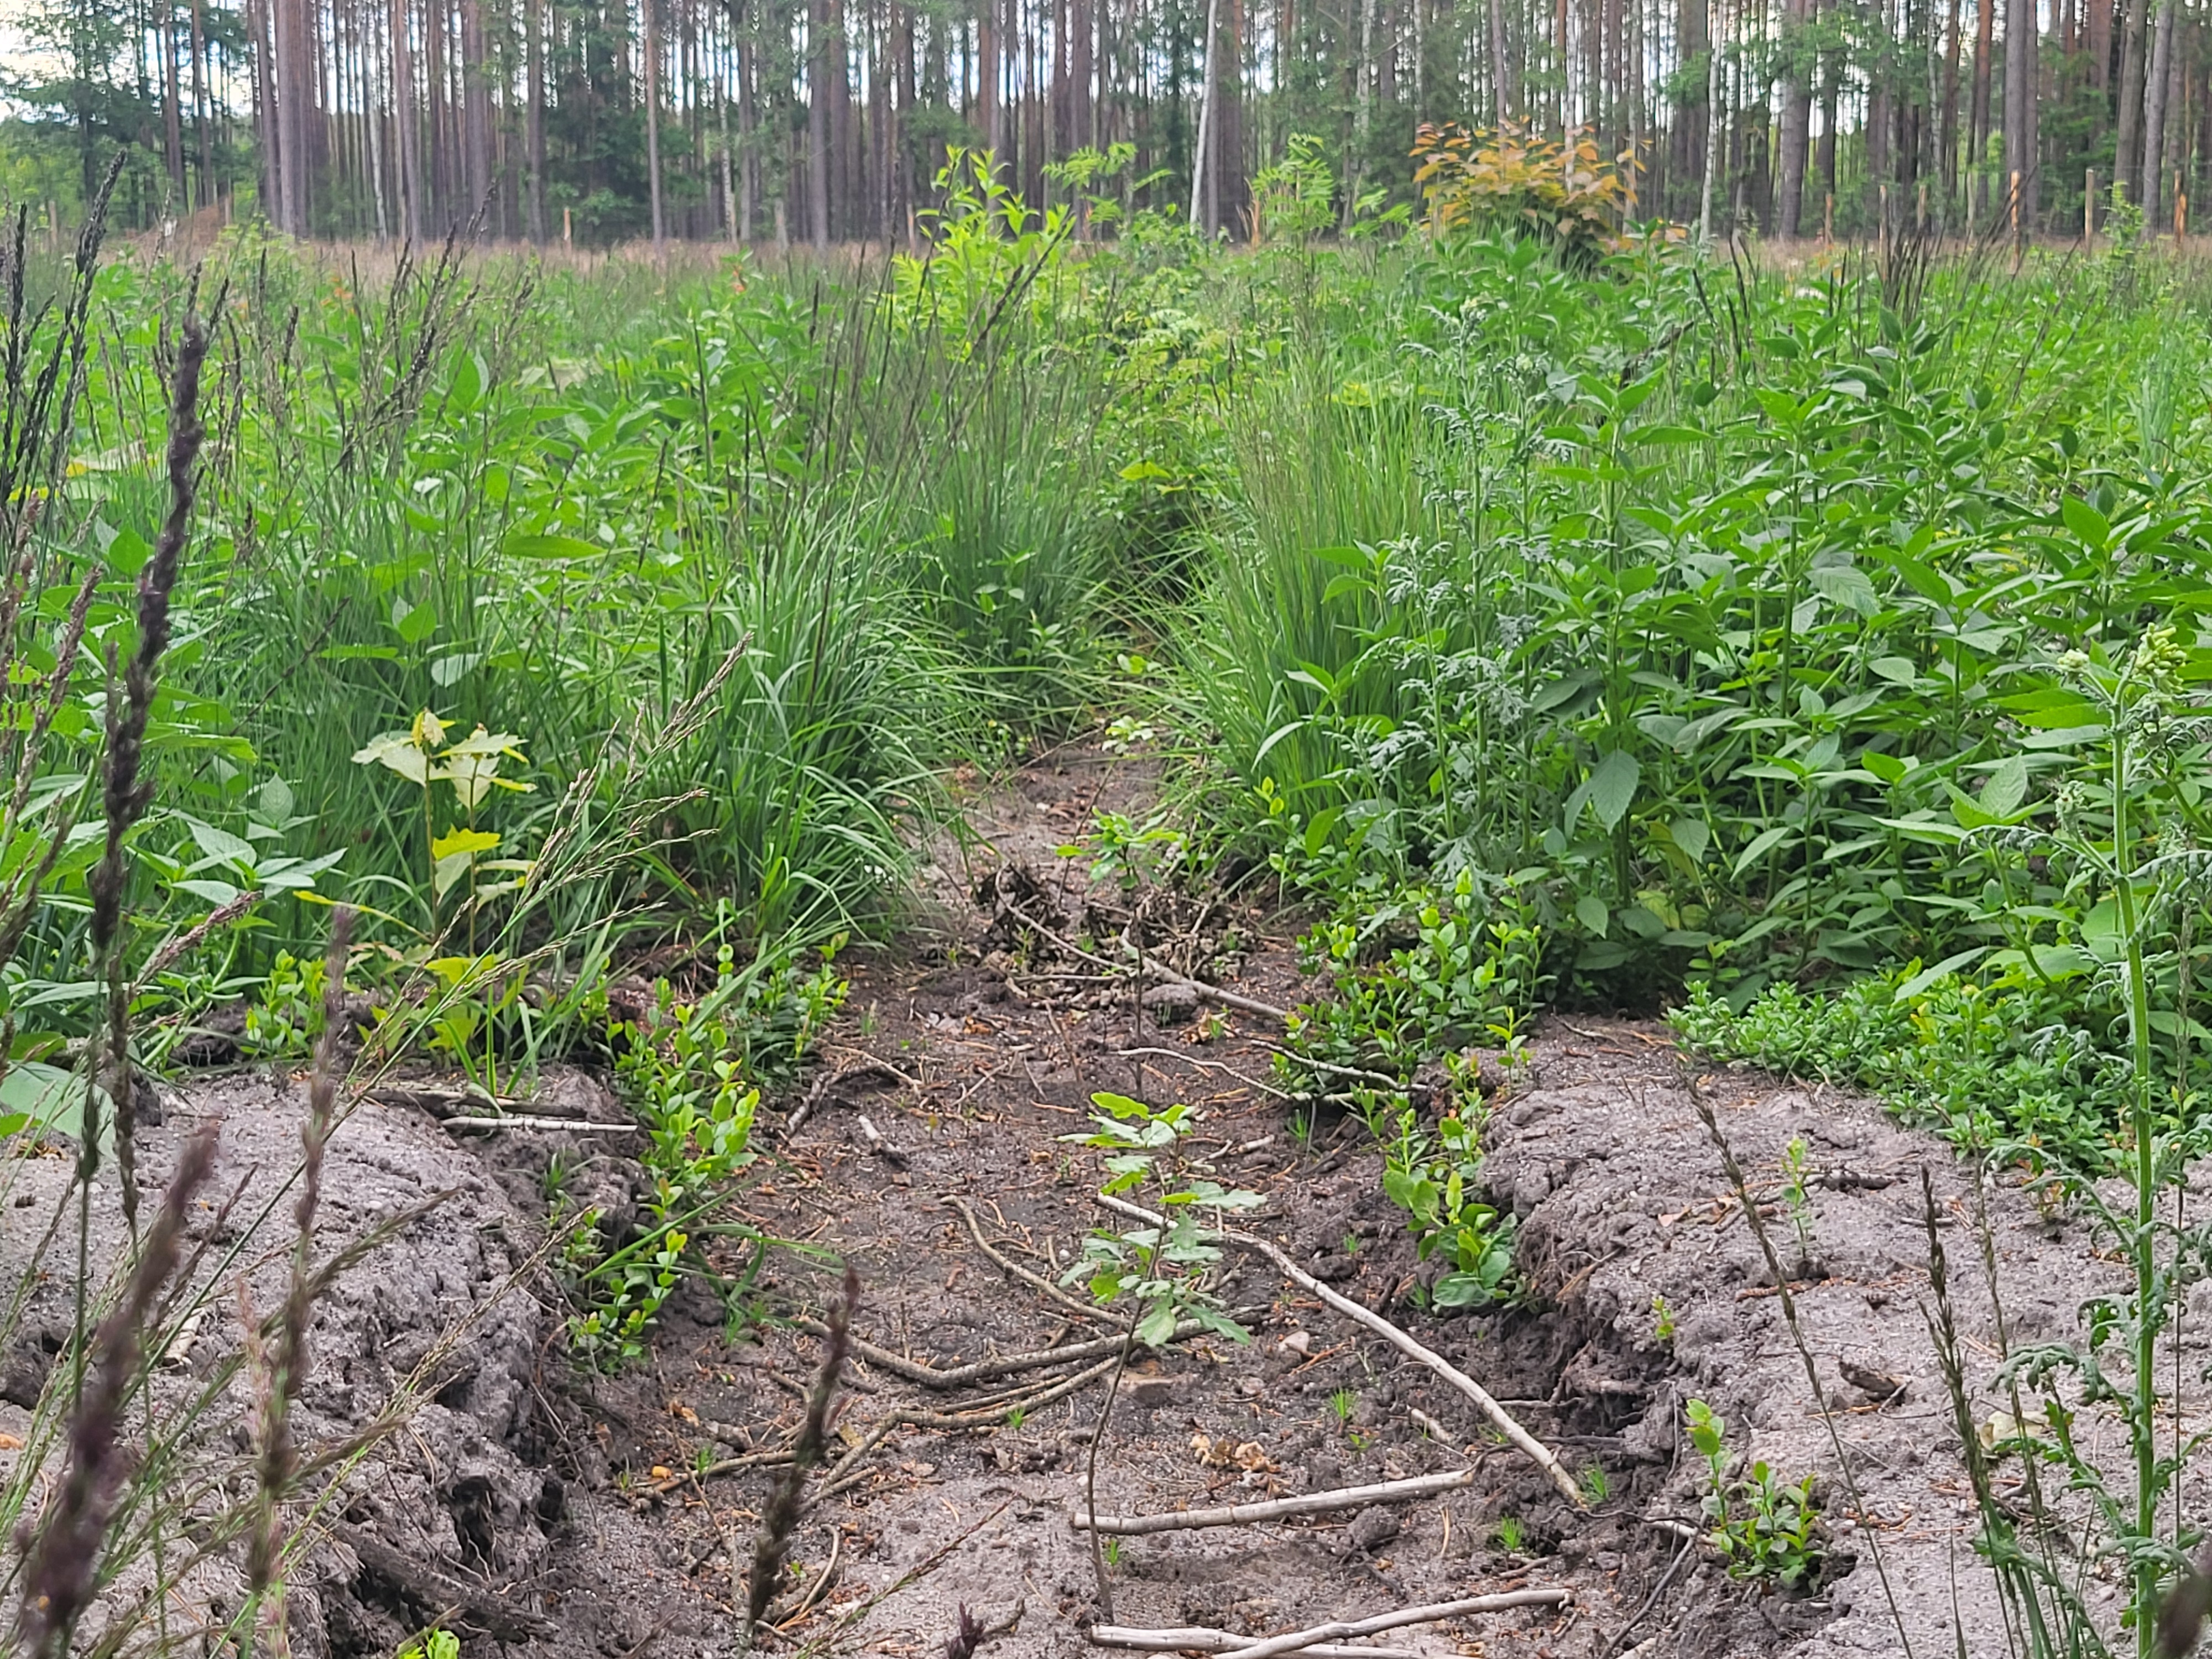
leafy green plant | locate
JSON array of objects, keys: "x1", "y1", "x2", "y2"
[
  {"x1": 1059, "y1": 810, "x2": 1186, "y2": 895},
  {"x1": 1329, "y1": 1386, "x2": 1358, "y2": 1424},
  {"x1": 1285, "y1": 871, "x2": 1548, "y2": 1081},
  {"x1": 1375, "y1": 1103, "x2": 1519, "y2": 1309},
  {"x1": 351, "y1": 710, "x2": 536, "y2": 934},
  {"x1": 1412, "y1": 121, "x2": 1642, "y2": 264},
  {"x1": 398, "y1": 1630, "x2": 462, "y2": 1659},
  {"x1": 560, "y1": 940, "x2": 843, "y2": 1367},
  {"x1": 1494, "y1": 1514, "x2": 1527, "y2": 1553},
  {"x1": 1686, "y1": 1399, "x2": 1828, "y2": 1590},
  {"x1": 243, "y1": 949, "x2": 329, "y2": 1059},
  {"x1": 1061, "y1": 1093, "x2": 1260, "y2": 1345},
  {"x1": 1251, "y1": 134, "x2": 1338, "y2": 246},
  {"x1": 1780, "y1": 1136, "x2": 1816, "y2": 1270}
]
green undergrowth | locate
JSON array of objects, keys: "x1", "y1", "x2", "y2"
[{"x1": 1670, "y1": 973, "x2": 2136, "y2": 1173}]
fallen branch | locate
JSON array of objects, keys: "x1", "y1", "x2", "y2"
[
  {"x1": 440, "y1": 1114, "x2": 632, "y2": 1133},
  {"x1": 643, "y1": 1442, "x2": 798, "y2": 1495},
  {"x1": 789, "y1": 1061, "x2": 906, "y2": 1134},
  {"x1": 808, "y1": 1353, "x2": 1126, "y2": 1505},
  {"x1": 1005, "y1": 903, "x2": 1288, "y2": 1023},
  {"x1": 1215, "y1": 1591, "x2": 1573, "y2": 1659},
  {"x1": 372, "y1": 1082, "x2": 541, "y2": 1117},
  {"x1": 1071, "y1": 1468, "x2": 1480, "y2": 1535},
  {"x1": 1097, "y1": 1193, "x2": 1584, "y2": 1509},
  {"x1": 1255, "y1": 1046, "x2": 1405, "y2": 1091},
  {"x1": 856, "y1": 1113, "x2": 910, "y2": 1167},
  {"x1": 338, "y1": 1526, "x2": 558, "y2": 1640},
  {"x1": 1090, "y1": 1630, "x2": 1421, "y2": 1659},
  {"x1": 944, "y1": 1194, "x2": 1114, "y2": 1325},
  {"x1": 801, "y1": 1319, "x2": 1214, "y2": 1390}
]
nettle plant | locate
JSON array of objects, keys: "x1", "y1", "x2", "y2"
[
  {"x1": 1942, "y1": 623, "x2": 2212, "y2": 1653},
  {"x1": 352, "y1": 709, "x2": 537, "y2": 932},
  {"x1": 1064, "y1": 1092, "x2": 1259, "y2": 1345}
]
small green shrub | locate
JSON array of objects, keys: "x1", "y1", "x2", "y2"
[
  {"x1": 1376, "y1": 1102, "x2": 1519, "y2": 1310},
  {"x1": 560, "y1": 940, "x2": 844, "y2": 1367},
  {"x1": 1687, "y1": 1399, "x2": 1827, "y2": 1590},
  {"x1": 1061, "y1": 1092, "x2": 1260, "y2": 1345},
  {"x1": 244, "y1": 950, "x2": 329, "y2": 1058}
]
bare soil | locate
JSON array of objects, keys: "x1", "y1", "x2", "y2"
[{"x1": 54, "y1": 741, "x2": 2136, "y2": 1659}]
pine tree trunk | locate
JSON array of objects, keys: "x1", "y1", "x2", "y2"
[
  {"x1": 161, "y1": 0, "x2": 186, "y2": 197},
  {"x1": 896, "y1": 3, "x2": 917, "y2": 237},
  {"x1": 2145, "y1": 0, "x2": 2175, "y2": 222},
  {"x1": 254, "y1": 0, "x2": 281, "y2": 223},
  {"x1": 461, "y1": 0, "x2": 492, "y2": 216},
  {"x1": 190, "y1": 0, "x2": 211, "y2": 205},
  {"x1": 1349, "y1": 0, "x2": 1376, "y2": 210},
  {"x1": 738, "y1": 22, "x2": 758, "y2": 237},
  {"x1": 646, "y1": 0, "x2": 668, "y2": 249},
  {"x1": 1817, "y1": 0, "x2": 1838, "y2": 201},
  {"x1": 1071, "y1": 0, "x2": 1092, "y2": 146},
  {"x1": 1489, "y1": 0, "x2": 1509, "y2": 118},
  {"x1": 810, "y1": 0, "x2": 832, "y2": 241},
  {"x1": 423, "y1": 0, "x2": 447, "y2": 224},
  {"x1": 1191, "y1": 0, "x2": 1218, "y2": 225},
  {"x1": 1699, "y1": 0, "x2": 1721, "y2": 238},
  {"x1": 392, "y1": 0, "x2": 420, "y2": 238},
  {"x1": 2120, "y1": 0, "x2": 2147, "y2": 195},
  {"x1": 2004, "y1": 0, "x2": 2037, "y2": 220},
  {"x1": 1970, "y1": 0, "x2": 1993, "y2": 208},
  {"x1": 718, "y1": 18, "x2": 738, "y2": 238},
  {"x1": 1778, "y1": 0, "x2": 1810, "y2": 234},
  {"x1": 1940, "y1": 0, "x2": 1961, "y2": 205},
  {"x1": 980, "y1": 0, "x2": 999, "y2": 151},
  {"x1": 526, "y1": 0, "x2": 546, "y2": 239},
  {"x1": 278, "y1": 0, "x2": 311, "y2": 231},
  {"x1": 1222, "y1": 0, "x2": 1245, "y2": 229},
  {"x1": 367, "y1": 6, "x2": 390, "y2": 237}
]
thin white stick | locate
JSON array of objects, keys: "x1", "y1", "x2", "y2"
[
  {"x1": 1215, "y1": 1591, "x2": 1573, "y2": 1659},
  {"x1": 1006, "y1": 903, "x2": 1290, "y2": 1021},
  {"x1": 1097, "y1": 1194, "x2": 1585, "y2": 1508},
  {"x1": 1090, "y1": 1630, "x2": 1421, "y2": 1659},
  {"x1": 1071, "y1": 1468, "x2": 1480, "y2": 1535},
  {"x1": 440, "y1": 1114, "x2": 630, "y2": 1133}
]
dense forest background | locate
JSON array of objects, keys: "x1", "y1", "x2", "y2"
[{"x1": 0, "y1": 0, "x2": 2203, "y2": 247}]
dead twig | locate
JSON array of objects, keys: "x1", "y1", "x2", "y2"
[
  {"x1": 1090, "y1": 1632, "x2": 1421, "y2": 1659},
  {"x1": 1096, "y1": 1193, "x2": 1584, "y2": 1508},
  {"x1": 337, "y1": 1526, "x2": 559, "y2": 1640},
  {"x1": 1113, "y1": 1047, "x2": 1297, "y2": 1102},
  {"x1": 1689, "y1": 1081, "x2": 1914, "y2": 1657},
  {"x1": 1005, "y1": 902, "x2": 1288, "y2": 1022},
  {"x1": 943, "y1": 1194, "x2": 1113, "y2": 1325},
  {"x1": 771, "y1": 1526, "x2": 843, "y2": 1629},
  {"x1": 1597, "y1": 1528, "x2": 1698, "y2": 1658},
  {"x1": 1212, "y1": 1592, "x2": 1573, "y2": 1659},
  {"x1": 1071, "y1": 1468, "x2": 1480, "y2": 1535},
  {"x1": 800, "y1": 1318, "x2": 1208, "y2": 1391},
  {"x1": 440, "y1": 1114, "x2": 632, "y2": 1133},
  {"x1": 742, "y1": 1267, "x2": 857, "y2": 1650},
  {"x1": 789, "y1": 1061, "x2": 906, "y2": 1135},
  {"x1": 791, "y1": 1501, "x2": 1013, "y2": 1659},
  {"x1": 856, "y1": 1113, "x2": 910, "y2": 1167}
]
